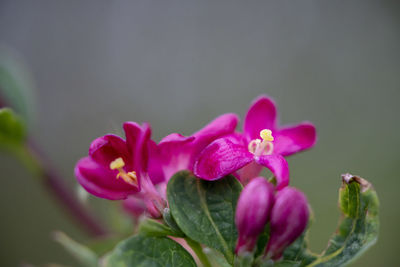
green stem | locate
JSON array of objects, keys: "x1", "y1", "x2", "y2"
[{"x1": 185, "y1": 238, "x2": 212, "y2": 267}]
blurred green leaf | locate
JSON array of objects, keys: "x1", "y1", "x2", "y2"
[
  {"x1": 0, "y1": 45, "x2": 35, "y2": 122},
  {"x1": 53, "y1": 231, "x2": 98, "y2": 267},
  {"x1": 106, "y1": 234, "x2": 196, "y2": 267},
  {"x1": 167, "y1": 170, "x2": 242, "y2": 265},
  {"x1": 139, "y1": 218, "x2": 184, "y2": 237},
  {"x1": 0, "y1": 107, "x2": 26, "y2": 147}
]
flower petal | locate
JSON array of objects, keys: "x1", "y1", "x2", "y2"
[
  {"x1": 159, "y1": 133, "x2": 193, "y2": 144},
  {"x1": 194, "y1": 137, "x2": 253, "y2": 180},
  {"x1": 244, "y1": 96, "x2": 278, "y2": 141},
  {"x1": 133, "y1": 122, "x2": 152, "y2": 178},
  {"x1": 146, "y1": 140, "x2": 166, "y2": 185},
  {"x1": 192, "y1": 113, "x2": 239, "y2": 146},
  {"x1": 256, "y1": 154, "x2": 289, "y2": 190},
  {"x1": 237, "y1": 161, "x2": 263, "y2": 185},
  {"x1": 274, "y1": 122, "x2": 317, "y2": 156},
  {"x1": 150, "y1": 134, "x2": 195, "y2": 180},
  {"x1": 89, "y1": 135, "x2": 129, "y2": 167},
  {"x1": 75, "y1": 157, "x2": 138, "y2": 200},
  {"x1": 123, "y1": 121, "x2": 143, "y2": 160}
]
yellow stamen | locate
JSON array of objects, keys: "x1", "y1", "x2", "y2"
[
  {"x1": 109, "y1": 157, "x2": 138, "y2": 187},
  {"x1": 110, "y1": 157, "x2": 125, "y2": 170},
  {"x1": 260, "y1": 129, "x2": 274, "y2": 142}
]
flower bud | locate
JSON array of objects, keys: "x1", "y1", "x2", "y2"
[
  {"x1": 265, "y1": 187, "x2": 309, "y2": 260},
  {"x1": 235, "y1": 177, "x2": 274, "y2": 254}
]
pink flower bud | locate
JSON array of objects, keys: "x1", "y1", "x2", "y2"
[
  {"x1": 235, "y1": 177, "x2": 274, "y2": 254},
  {"x1": 265, "y1": 187, "x2": 309, "y2": 260}
]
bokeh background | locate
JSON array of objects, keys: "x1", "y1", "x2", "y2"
[{"x1": 0, "y1": 1, "x2": 399, "y2": 266}]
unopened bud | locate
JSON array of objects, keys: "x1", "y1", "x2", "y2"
[
  {"x1": 235, "y1": 177, "x2": 274, "y2": 254},
  {"x1": 265, "y1": 187, "x2": 309, "y2": 260}
]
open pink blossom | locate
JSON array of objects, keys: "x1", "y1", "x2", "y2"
[
  {"x1": 194, "y1": 95, "x2": 316, "y2": 189},
  {"x1": 75, "y1": 122, "x2": 164, "y2": 206}
]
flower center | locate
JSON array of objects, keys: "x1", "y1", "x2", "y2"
[
  {"x1": 248, "y1": 129, "x2": 274, "y2": 156},
  {"x1": 109, "y1": 157, "x2": 138, "y2": 187}
]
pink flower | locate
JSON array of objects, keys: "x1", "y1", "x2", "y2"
[
  {"x1": 235, "y1": 177, "x2": 274, "y2": 254},
  {"x1": 194, "y1": 96, "x2": 316, "y2": 189},
  {"x1": 265, "y1": 187, "x2": 309, "y2": 260},
  {"x1": 75, "y1": 122, "x2": 164, "y2": 205}
]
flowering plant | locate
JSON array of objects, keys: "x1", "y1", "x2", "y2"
[{"x1": 0, "y1": 95, "x2": 379, "y2": 267}]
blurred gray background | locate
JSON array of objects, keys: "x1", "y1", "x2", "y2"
[{"x1": 0, "y1": 0, "x2": 399, "y2": 266}]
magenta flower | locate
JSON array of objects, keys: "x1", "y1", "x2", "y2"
[
  {"x1": 194, "y1": 96, "x2": 316, "y2": 189},
  {"x1": 75, "y1": 122, "x2": 164, "y2": 205},
  {"x1": 148, "y1": 113, "x2": 239, "y2": 181},
  {"x1": 235, "y1": 177, "x2": 275, "y2": 254},
  {"x1": 265, "y1": 187, "x2": 309, "y2": 260}
]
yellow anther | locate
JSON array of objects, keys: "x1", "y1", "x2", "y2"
[
  {"x1": 260, "y1": 129, "x2": 274, "y2": 142},
  {"x1": 110, "y1": 157, "x2": 138, "y2": 187},
  {"x1": 110, "y1": 157, "x2": 125, "y2": 170},
  {"x1": 117, "y1": 171, "x2": 137, "y2": 180}
]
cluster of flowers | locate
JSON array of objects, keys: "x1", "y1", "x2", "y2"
[{"x1": 75, "y1": 96, "x2": 316, "y2": 259}]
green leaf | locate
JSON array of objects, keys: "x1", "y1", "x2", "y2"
[
  {"x1": 0, "y1": 107, "x2": 26, "y2": 147},
  {"x1": 53, "y1": 231, "x2": 98, "y2": 267},
  {"x1": 0, "y1": 45, "x2": 36, "y2": 122},
  {"x1": 307, "y1": 174, "x2": 379, "y2": 267},
  {"x1": 167, "y1": 170, "x2": 242, "y2": 265},
  {"x1": 163, "y1": 207, "x2": 186, "y2": 237},
  {"x1": 139, "y1": 218, "x2": 185, "y2": 237},
  {"x1": 106, "y1": 234, "x2": 196, "y2": 267}
]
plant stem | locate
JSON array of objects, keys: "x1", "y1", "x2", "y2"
[
  {"x1": 185, "y1": 238, "x2": 212, "y2": 267},
  {"x1": 15, "y1": 142, "x2": 108, "y2": 237}
]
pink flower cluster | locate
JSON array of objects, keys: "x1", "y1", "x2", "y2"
[{"x1": 75, "y1": 95, "x2": 316, "y2": 257}]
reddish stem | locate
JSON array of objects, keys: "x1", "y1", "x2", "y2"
[{"x1": 29, "y1": 142, "x2": 108, "y2": 237}]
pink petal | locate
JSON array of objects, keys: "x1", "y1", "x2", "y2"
[
  {"x1": 152, "y1": 113, "x2": 238, "y2": 181},
  {"x1": 75, "y1": 157, "x2": 138, "y2": 200},
  {"x1": 256, "y1": 154, "x2": 289, "y2": 190},
  {"x1": 133, "y1": 122, "x2": 152, "y2": 178},
  {"x1": 237, "y1": 161, "x2": 263, "y2": 185},
  {"x1": 192, "y1": 113, "x2": 239, "y2": 146},
  {"x1": 244, "y1": 96, "x2": 278, "y2": 141},
  {"x1": 146, "y1": 140, "x2": 167, "y2": 185},
  {"x1": 123, "y1": 121, "x2": 143, "y2": 163},
  {"x1": 194, "y1": 137, "x2": 254, "y2": 180},
  {"x1": 88, "y1": 135, "x2": 130, "y2": 167},
  {"x1": 150, "y1": 134, "x2": 195, "y2": 180},
  {"x1": 274, "y1": 122, "x2": 317, "y2": 156},
  {"x1": 159, "y1": 133, "x2": 193, "y2": 144}
]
